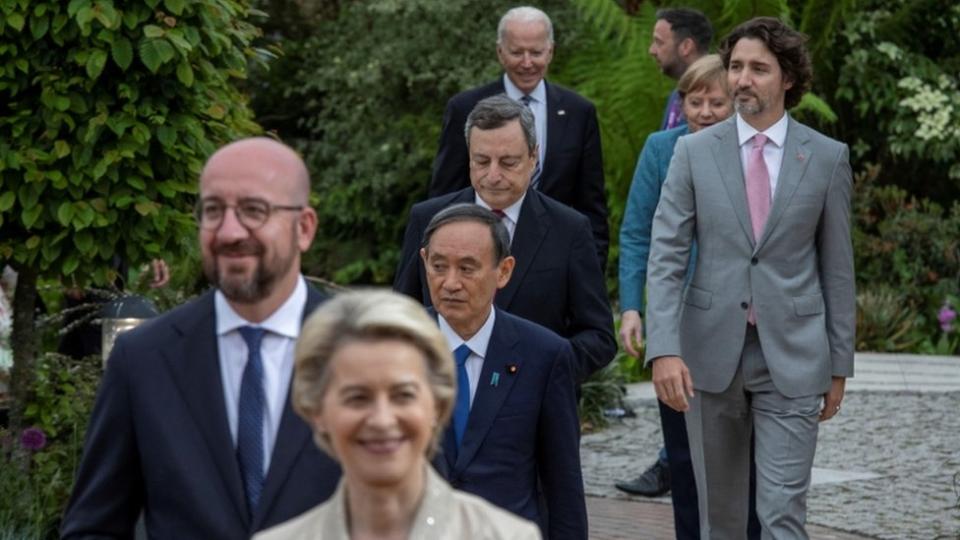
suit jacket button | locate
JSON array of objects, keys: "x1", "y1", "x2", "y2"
[
  {"x1": 740, "y1": 302, "x2": 749, "y2": 309},
  {"x1": 751, "y1": 257, "x2": 758, "y2": 265}
]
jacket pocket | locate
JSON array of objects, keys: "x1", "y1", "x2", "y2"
[
  {"x1": 793, "y1": 294, "x2": 824, "y2": 316},
  {"x1": 683, "y1": 285, "x2": 712, "y2": 310}
]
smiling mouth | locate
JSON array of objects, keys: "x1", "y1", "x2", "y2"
[{"x1": 358, "y1": 437, "x2": 406, "y2": 454}]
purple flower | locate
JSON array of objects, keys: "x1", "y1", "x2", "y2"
[
  {"x1": 938, "y1": 303, "x2": 957, "y2": 333},
  {"x1": 19, "y1": 427, "x2": 46, "y2": 451}
]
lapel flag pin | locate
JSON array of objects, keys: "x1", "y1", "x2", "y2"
[
  {"x1": 557, "y1": 110, "x2": 566, "y2": 116},
  {"x1": 797, "y1": 152, "x2": 805, "y2": 161},
  {"x1": 506, "y1": 364, "x2": 518, "y2": 375},
  {"x1": 490, "y1": 372, "x2": 500, "y2": 387}
]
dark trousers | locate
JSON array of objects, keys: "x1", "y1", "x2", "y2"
[{"x1": 659, "y1": 400, "x2": 761, "y2": 539}]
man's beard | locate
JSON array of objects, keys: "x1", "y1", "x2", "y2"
[
  {"x1": 734, "y1": 90, "x2": 763, "y2": 115},
  {"x1": 203, "y1": 235, "x2": 295, "y2": 304}
]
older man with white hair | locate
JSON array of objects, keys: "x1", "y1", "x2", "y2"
[{"x1": 428, "y1": 6, "x2": 609, "y2": 271}]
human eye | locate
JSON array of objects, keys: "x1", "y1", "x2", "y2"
[
  {"x1": 342, "y1": 391, "x2": 369, "y2": 406},
  {"x1": 201, "y1": 200, "x2": 224, "y2": 220},
  {"x1": 239, "y1": 200, "x2": 269, "y2": 222},
  {"x1": 501, "y1": 158, "x2": 520, "y2": 169}
]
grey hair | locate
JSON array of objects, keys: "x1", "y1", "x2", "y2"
[
  {"x1": 421, "y1": 203, "x2": 511, "y2": 264},
  {"x1": 463, "y1": 94, "x2": 537, "y2": 155},
  {"x1": 497, "y1": 6, "x2": 554, "y2": 45}
]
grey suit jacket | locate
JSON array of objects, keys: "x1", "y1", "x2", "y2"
[{"x1": 644, "y1": 115, "x2": 855, "y2": 398}]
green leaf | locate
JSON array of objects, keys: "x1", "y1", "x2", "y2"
[
  {"x1": 22, "y1": 204, "x2": 43, "y2": 228},
  {"x1": 6, "y1": 12, "x2": 25, "y2": 32},
  {"x1": 41, "y1": 238, "x2": 62, "y2": 262},
  {"x1": 139, "y1": 39, "x2": 174, "y2": 73},
  {"x1": 143, "y1": 24, "x2": 165, "y2": 38},
  {"x1": 67, "y1": 0, "x2": 91, "y2": 17},
  {"x1": 134, "y1": 201, "x2": 157, "y2": 216},
  {"x1": 63, "y1": 254, "x2": 80, "y2": 275},
  {"x1": 75, "y1": 231, "x2": 94, "y2": 255},
  {"x1": 157, "y1": 126, "x2": 177, "y2": 147},
  {"x1": 0, "y1": 191, "x2": 15, "y2": 211},
  {"x1": 164, "y1": 0, "x2": 185, "y2": 15},
  {"x1": 25, "y1": 236, "x2": 41, "y2": 250},
  {"x1": 86, "y1": 49, "x2": 108, "y2": 80},
  {"x1": 112, "y1": 36, "x2": 133, "y2": 70},
  {"x1": 54, "y1": 140, "x2": 71, "y2": 158},
  {"x1": 176, "y1": 61, "x2": 193, "y2": 86},
  {"x1": 57, "y1": 202, "x2": 75, "y2": 226},
  {"x1": 93, "y1": 1, "x2": 119, "y2": 29},
  {"x1": 30, "y1": 14, "x2": 49, "y2": 39}
]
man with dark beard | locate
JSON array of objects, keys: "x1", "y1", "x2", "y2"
[{"x1": 62, "y1": 138, "x2": 341, "y2": 539}]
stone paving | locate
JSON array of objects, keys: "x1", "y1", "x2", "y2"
[{"x1": 582, "y1": 353, "x2": 960, "y2": 539}]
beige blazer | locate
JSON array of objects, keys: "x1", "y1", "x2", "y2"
[{"x1": 253, "y1": 466, "x2": 542, "y2": 540}]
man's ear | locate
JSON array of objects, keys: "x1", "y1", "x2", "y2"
[
  {"x1": 496, "y1": 256, "x2": 516, "y2": 289},
  {"x1": 419, "y1": 247, "x2": 429, "y2": 265},
  {"x1": 678, "y1": 37, "x2": 696, "y2": 60}
]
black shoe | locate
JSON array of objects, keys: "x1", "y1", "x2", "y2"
[{"x1": 615, "y1": 460, "x2": 671, "y2": 497}]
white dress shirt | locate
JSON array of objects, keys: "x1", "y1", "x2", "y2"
[
  {"x1": 215, "y1": 276, "x2": 307, "y2": 475},
  {"x1": 737, "y1": 112, "x2": 789, "y2": 196},
  {"x1": 475, "y1": 192, "x2": 525, "y2": 244},
  {"x1": 438, "y1": 308, "x2": 496, "y2": 408},
  {"x1": 503, "y1": 74, "x2": 547, "y2": 172}
]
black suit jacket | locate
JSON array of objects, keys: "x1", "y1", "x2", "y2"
[
  {"x1": 61, "y1": 286, "x2": 341, "y2": 539},
  {"x1": 435, "y1": 308, "x2": 587, "y2": 540},
  {"x1": 394, "y1": 188, "x2": 616, "y2": 382},
  {"x1": 429, "y1": 78, "x2": 609, "y2": 269}
]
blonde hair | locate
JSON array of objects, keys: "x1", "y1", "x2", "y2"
[
  {"x1": 292, "y1": 289, "x2": 455, "y2": 458},
  {"x1": 677, "y1": 54, "x2": 728, "y2": 100}
]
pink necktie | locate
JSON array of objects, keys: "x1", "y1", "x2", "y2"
[{"x1": 745, "y1": 133, "x2": 770, "y2": 325}]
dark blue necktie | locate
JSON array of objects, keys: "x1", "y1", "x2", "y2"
[
  {"x1": 237, "y1": 326, "x2": 266, "y2": 516},
  {"x1": 452, "y1": 344, "x2": 472, "y2": 447}
]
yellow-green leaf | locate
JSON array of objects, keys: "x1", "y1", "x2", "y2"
[
  {"x1": 0, "y1": 191, "x2": 15, "y2": 211},
  {"x1": 26, "y1": 236, "x2": 41, "y2": 250},
  {"x1": 57, "y1": 202, "x2": 75, "y2": 225},
  {"x1": 164, "y1": 0, "x2": 186, "y2": 15},
  {"x1": 176, "y1": 61, "x2": 193, "y2": 86},
  {"x1": 54, "y1": 140, "x2": 71, "y2": 158},
  {"x1": 143, "y1": 24, "x2": 165, "y2": 38},
  {"x1": 86, "y1": 48, "x2": 108, "y2": 79},
  {"x1": 135, "y1": 201, "x2": 157, "y2": 216},
  {"x1": 7, "y1": 13, "x2": 25, "y2": 32}
]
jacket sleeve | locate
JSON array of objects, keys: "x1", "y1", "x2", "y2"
[
  {"x1": 571, "y1": 102, "x2": 609, "y2": 271},
  {"x1": 392, "y1": 207, "x2": 428, "y2": 303},
  {"x1": 429, "y1": 97, "x2": 471, "y2": 198},
  {"x1": 618, "y1": 136, "x2": 665, "y2": 313},
  {"x1": 61, "y1": 336, "x2": 143, "y2": 538}
]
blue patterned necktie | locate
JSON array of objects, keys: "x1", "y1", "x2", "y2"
[
  {"x1": 237, "y1": 326, "x2": 266, "y2": 516},
  {"x1": 519, "y1": 94, "x2": 543, "y2": 189},
  {"x1": 452, "y1": 344, "x2": 472, "y2": 448}
]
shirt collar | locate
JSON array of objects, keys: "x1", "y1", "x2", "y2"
[
  {"x1": 502, "y1": 74, "x2": 546, "y2": 104},
  {"x1": 438, "y1": 307, "x2": 496, "y2": 359},
  {"x1": 215, "y1": 275, "x2": 307, "y2": 339},
  {"x1": 474, "y1": 192, "x2": 525, "y2": 226},
  {"x1": 736, "y1": 112, "x2": 789, "y2": 148}
]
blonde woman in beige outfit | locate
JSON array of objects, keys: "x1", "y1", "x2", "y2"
[{"x1": 254, "y1": 290, "x2": 540, "y2": 540}]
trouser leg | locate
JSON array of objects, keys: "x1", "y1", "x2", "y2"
[{"x1": 659, "y1": 399, "x2": 699, "y2": 540}]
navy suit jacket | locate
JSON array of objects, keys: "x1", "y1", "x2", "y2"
[
  {"x1": 393, "y1": 188, "x2": 616, "y2": 382},
  {"x1": 61, "y1": 287, "x2": 341, "y2": 539},
  {"x1": 428, "y1": 78, "x2": 609, "y2": 270},
  {"x1": 434, "y1": 308, "x2": 587, "y2": 540}
]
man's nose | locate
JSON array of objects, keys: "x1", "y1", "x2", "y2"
[{"x1": 215, "y1": 207, "x2": 250, "y2": 242}]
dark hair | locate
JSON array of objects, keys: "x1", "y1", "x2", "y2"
[
  {"x1": 718, "y1": 17, "x2": 812, "y2": 109},
  {"x1": 656, "y1": 8, "x2": 713, "y2": 55},
  {"x1": 463, "y1": 94, "x2": 537, "y2": 155},
  {"x1": 421, "y1": 203, "x2": 511, "y2": 263}
]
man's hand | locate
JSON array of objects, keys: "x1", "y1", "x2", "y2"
[
  {"x1": 652, "y1": 355, "x2": 694, "y2": 412},
  {"x1": 819, "y1": 376, "x2": 846, "y2": 422},
  {"x1": 149, "y1": 259, "x2": 170, "y2": 289},
  {"x1": 619, "y1": 310, "x2": 644, "y2": 357}
]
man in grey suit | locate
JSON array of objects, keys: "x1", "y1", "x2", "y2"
[{"x1": 644, "y1": 18, "x2": 855, "y2": 539}]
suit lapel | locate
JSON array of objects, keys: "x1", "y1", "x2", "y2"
[
  {"x1": 756, "y1": 117, "x2": 812, "y2": 252},
  {"x1": 165, "y1": 291, "x2": 249, "y2": 527},
  {"x1": 711, "y1": 118, "x2": 755, "y2": 245},
  {"x1": 254, "y1": 286, "x2": 327, "y2": 528},
  {"x1": 453, "y1": 310, "x2": 521, "y2": 472},
  {"x1": 541, "y1": 81, "x2": 567, "y2": 193},
  {"x1": 495, "y1": 192, "x2": 548, "y2": 308}
]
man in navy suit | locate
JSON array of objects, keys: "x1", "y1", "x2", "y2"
[
  {"x1": 420, "y1": 202, "x2": 587, "y2": 539},
  {"x1": 428, "y1": 6, "x2": 608, "y2": 270},
  {"x1": 62, "y1": 138, "x2": 341, "y2": 538},
  {"x1": 396, "y1": 94, "x2": 615, "y2": 383}
]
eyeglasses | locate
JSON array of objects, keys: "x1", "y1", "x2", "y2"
[{"x1": 195, "y1": 198, "x2": 303, "y2": 230}]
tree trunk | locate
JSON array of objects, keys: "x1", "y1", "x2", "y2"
[{"x1": 8, "y1": 264, "x2": 39, "y2": 434}]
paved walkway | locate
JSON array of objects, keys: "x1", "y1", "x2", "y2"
[{"x1": 583, "y1": 353, "x2": 960, "y2": 539}]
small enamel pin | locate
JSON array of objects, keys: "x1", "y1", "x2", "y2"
[
  {"x1": 506, "y1": 364, "x2": 519, "y2": 375},
  {"x1": 490, "y1": 372, "x2": 500, "y2": 387},
  {"x1": 796, "y1": 152, "x2": 805, "y2": 162},
  {"x1": 557, "y1": 110, "x2": 566, "y2": 116}
]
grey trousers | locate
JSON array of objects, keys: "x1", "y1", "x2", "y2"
[{"x1": 685, "y1": 325, "x2": 821, "y2": 540}]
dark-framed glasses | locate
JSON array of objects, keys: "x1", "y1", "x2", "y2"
[{"x1": 195, "y1": 198, "x2": 303, "y2": 230}]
